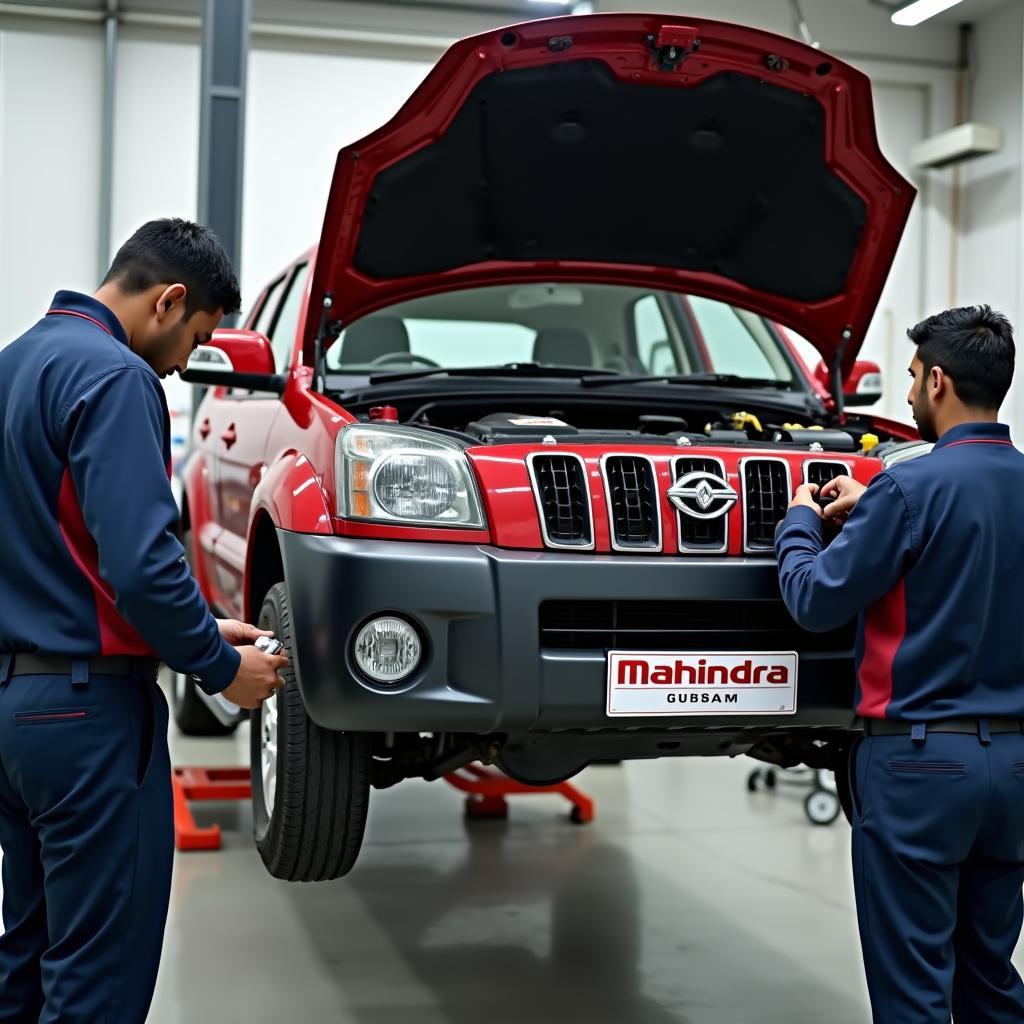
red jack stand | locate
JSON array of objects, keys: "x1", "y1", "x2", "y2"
[
  {"x1": 172, "y1": 762, "x2": 595, "y2": 852},
  {"x1": 444, "y1": 763, "x2": 595, "y2": 824},
  {"x1": 172, "y1": 767, "x2": 252, "y2": 851}
]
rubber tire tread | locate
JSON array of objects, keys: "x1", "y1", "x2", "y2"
[
  {"x1": 171, "y1": 673, "x2": 236, "y2": 736},
  {"x1": 171, "y1": 527, "x2": 235, "y2": 736},
  {"x1": 253, "y1": 582, "x2": 371, "y2": 881}
]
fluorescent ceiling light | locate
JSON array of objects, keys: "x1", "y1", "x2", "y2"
[
  {"x1": 891, "y1": 0, "x2": 965, "y2": 26},
  {"x1": 528, "y1": 0, "x2": 573, "y2": 4}
]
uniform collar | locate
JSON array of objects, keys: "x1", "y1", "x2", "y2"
[
  {"x1": 933, "y1": 421, "x2": 1012, "y2": 450},
  {"x1": 47, "y1": 290, "x2": 130, "y2": 348}
]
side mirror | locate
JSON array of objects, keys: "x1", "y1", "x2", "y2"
[
  {"x1": 180, "y1": 329, "x2": 286, "y2": 394},
  {"x1": 813, "y1": 359, "x2": 883, "y2": 407}
]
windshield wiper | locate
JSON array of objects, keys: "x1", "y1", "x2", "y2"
[
  {"x1": 367, "y1": 362, "x2": 620, "y2": 385},
  {"x1": 579, "y1": 372, "x2": 791, "y2": 390}
]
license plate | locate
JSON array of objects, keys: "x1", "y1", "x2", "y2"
[{"x1": 606, "y1": 651, "x2": 798, "y2": 717}]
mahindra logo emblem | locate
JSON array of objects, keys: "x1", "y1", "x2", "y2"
[{"x1": 668, "y1": 470, "x2": 738, "y2": 521}]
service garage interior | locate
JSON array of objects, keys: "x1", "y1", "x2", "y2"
[{"x1": 1, "y1": 0, "x2": 1023, "y2": 1021}]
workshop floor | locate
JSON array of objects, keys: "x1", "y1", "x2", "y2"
[{"x1": 6, "y1": 676, "x2": 1024, "y2": 1023}]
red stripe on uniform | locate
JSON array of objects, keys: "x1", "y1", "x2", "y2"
[
  {"x1": 56, "y1": 468, "x2": 154, "y2": 657},
  {"x1": 857, "y1": 578, "x2": 906, "y2": 719},
  {"x1": 47, "y1": 309, "x2": 115, "y2": 337},
  {"x1": 16, "y1": 712, "x2": 88, "y2": 722},
  {"x1": 942, "y1": 440, "x2": 1014, "y2": 448}
]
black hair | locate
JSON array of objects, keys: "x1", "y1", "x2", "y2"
[
  {"x1": 102, "y1": 218, "x2": 241, "y2": 317},
  {"x1": 907, "y1": 304, "x2": 1014, "y2": 410}
]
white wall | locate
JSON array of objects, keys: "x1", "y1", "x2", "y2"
[
  {"x1": 0, "y1": 17, "x2": 433, "y2": 348},
  {"x1": 240, "y1": 45, "x2": 431, "y2": 305},
  {"x1": 0, "y1": 20, "x2": 104, "y2": 347},
  {"x1": 956, "y1": 0, "x2": 1024, "y2": 437},
  {"x1": 0, "y1": 0, "x2": 1006, "y2": 435}
]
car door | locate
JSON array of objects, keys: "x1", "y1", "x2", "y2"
[{"x1": 212, "y1": 261, "x2": 309, "y2": 617}]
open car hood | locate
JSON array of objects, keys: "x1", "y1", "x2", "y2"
[{"x1": 308, "y1": 13, "x2": 914, "y2": 378}]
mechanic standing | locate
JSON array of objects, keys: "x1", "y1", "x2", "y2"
[
  {"x1": 776, "y1": 305, "x2": 1024, "y2": 1023},
  {"x1": 0, "y1": 219, "x2": 288, "y2": 1023}
]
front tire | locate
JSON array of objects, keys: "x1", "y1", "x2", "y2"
[{"x1": 251, "y1": 582, "x2": 372, "y2": 881}]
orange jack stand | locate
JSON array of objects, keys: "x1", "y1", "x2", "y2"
[
  {"x1": 172, "y1": 767, "x2": 252, "y2": 851},
  {"x1": 443, "y1": 763, "x2": 595, "y2": 824}
]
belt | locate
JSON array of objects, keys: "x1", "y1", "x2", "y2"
[
  {"x1": 865, "y1": 717, "x2": 1024, "y2": 736},
  {"x1": 5, "y1": 653, "x2": 159, "y2": 680}
]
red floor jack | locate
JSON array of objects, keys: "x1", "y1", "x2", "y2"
[
  {"x1": 173, "y1": 763, "x2": 594, "y2": 851},
  {"x1": 445, "y1": 763, "x2": 595, "y2": 825},
  {"x1": 172, "y1": 766, "x2": 252, "y2": 851}
]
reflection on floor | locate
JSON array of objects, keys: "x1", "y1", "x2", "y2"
[
  {"x1": 7, "y1": 677, "x2": 1024, "y2": 1023},
  {"x1": 160, "y1": 704, "x2": 875, "y2": 1024}
]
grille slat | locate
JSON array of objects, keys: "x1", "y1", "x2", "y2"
[
  {"x1": 605, "y1": 456, "x2": 659, "y2": 550},
  {"x1": 540, "y1": 599, "x2": 854, "y2": 653},
  {"x1": 743, "y1": 460, "x2": 790, "y2": 551},
  {"x1": 529, "y1": 454, "x2": 592, "y2": 548},
  {"x1": 673, "y1": 457, "x2": 728, "y2": 551},
  {"x1": 805, "y1": 461, "x2": 849, "y2": 489}
]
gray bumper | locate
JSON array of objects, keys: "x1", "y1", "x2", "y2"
[{"x1": 279, "y1": 531, "x2": 856, "y2": 737}]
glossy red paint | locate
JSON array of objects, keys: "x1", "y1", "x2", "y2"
[
  {"x1": 251, "y1": 453, "x2": 334, "y2": 535},
  {"x1": 467, "y1": 444, "x2": 881, "y2": 555},
  {"x1": 308, "y1": 13, "x2": 914, "y2": 376},
  {"x1": 205, "y1": 329, "x2": 275, "y2": 375}
]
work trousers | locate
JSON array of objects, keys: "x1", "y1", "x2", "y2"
[
  {"x1": 851, "y1": 727, "x2": 1024, "y2": 1023},
  {"x1": 0, "y1": 667, "x2": 173, "y2": 1023}
]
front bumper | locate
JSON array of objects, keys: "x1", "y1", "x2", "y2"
[{"x1": 278, "y1": 531, "x2": 857, "y2": 739}]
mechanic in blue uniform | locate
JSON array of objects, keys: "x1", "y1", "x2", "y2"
[
  {"x1": 0, "y1": 219, "x2": 289, "y2": 1024},
  {"x1": 776, "y1": 305, "x2": 1024, "y2": 1024}
]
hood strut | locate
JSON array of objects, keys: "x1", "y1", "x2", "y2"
[{"x1": 830, "y1": 326, "x2": 853, "y2": 421}]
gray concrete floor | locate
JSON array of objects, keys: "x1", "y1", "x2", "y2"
[
  {"x1": 7, "y1": 681, "x2": 1024, "y2": 1022},
  {"x1": 159, "y1": 708, "x2": 875, "y2": 1024}
]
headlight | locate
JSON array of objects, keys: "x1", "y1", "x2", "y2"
[{"x1": 337, "y1": 424, "x2": 486, "y2": 527}]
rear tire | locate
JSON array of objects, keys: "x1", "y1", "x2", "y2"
[
  {"x1": 170, "y1": 528, "x2": 236, "y2": 736},
  {"x1": 170, "y1": 669, "x2": 238, "y2": 736},
  {"x1": 251, "y1": 582, "x2": 372, "y2": 881}
]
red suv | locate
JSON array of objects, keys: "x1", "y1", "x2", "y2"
[{"x1": 175, "y1": 13, "x2": 924, "y2": 880}]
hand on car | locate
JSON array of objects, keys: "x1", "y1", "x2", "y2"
[
  {"x1": 819, "y1": 475, "x2": 867, "y2": 525},
  {"x1": 220, "y1": 645, "x2": 289, "y2": 710},
  {"x1": 217, "y1": 618, "x2": 275, "y2": 647},
  {"x1": 788, "y1": 483, "x2": 821, "y2": 517}
]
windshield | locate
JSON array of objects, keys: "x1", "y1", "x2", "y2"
[{"x1": 325, "y1": 283, "x2": 798, "y2": 386}]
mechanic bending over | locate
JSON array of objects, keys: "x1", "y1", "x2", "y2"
[
  {"x1": 0, "y1": 219, "x2": 288, "y2": 1024},
  {"x1": 776, "y1": 305, "x2": 1024, "y2": 1024}
]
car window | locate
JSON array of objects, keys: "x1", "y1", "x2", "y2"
[
  {"x1": 406, "y1": 320, "x2": 534, "y2": 366},
  {"x1": 321, "y1": 282, "x2": 797, "y2": 388},
  {"x1": 687, "y1": 296, "x2": 793, "y2": 382},
  {"x1": 328, "y1": 318, "x2": 535, "y2": 369},
  {"x1": 268, "y1": 264, "x2": 309, "y2": 373},
  {"x1": 251, "y1": 276, "x2": 286, "y2": 335},
  {"x1": 633, "y1": 295, "x2": 679, "y2": 375}
]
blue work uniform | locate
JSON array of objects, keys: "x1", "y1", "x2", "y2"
[
  {"x1": 776, "y1": 421, "x2": 1024, "y2": 1024},
  {"x1": 0, "y1": 292, "x2": 241, "y2": 1023}
]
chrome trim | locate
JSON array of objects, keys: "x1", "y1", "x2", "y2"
[
  {"x1": 671, "y1": 455, "x2": 730, "y2": 554},
  {"x1": 599, "y1": 453, "x2": 662, "y2": 553},
  {"x1": 526, "y1": 451, "x2": 595, "y2": 551},
  {"x1": 740, "y1": 456, "x2": 792, "y2": 555}
]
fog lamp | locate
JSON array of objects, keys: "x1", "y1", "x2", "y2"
[{"x1": 353, "y1": 616, "x2": 422, "y2": 684}]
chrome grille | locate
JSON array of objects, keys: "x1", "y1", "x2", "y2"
[
  {"x1": 673, "y1": 456, "x2": 728, "y2": 552},
  {"x1": 528, "y1": 454, "x2": 592, "y2": 548},
  {"x1": 603, "y1": 456, "x2": 660, "y2": 550},
  {"x1": 742, "y1": 459, "x2": 791, "y2": 552},
  {"x1": 805, "y1": 460, "x2": 849, "y2": 489}
]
